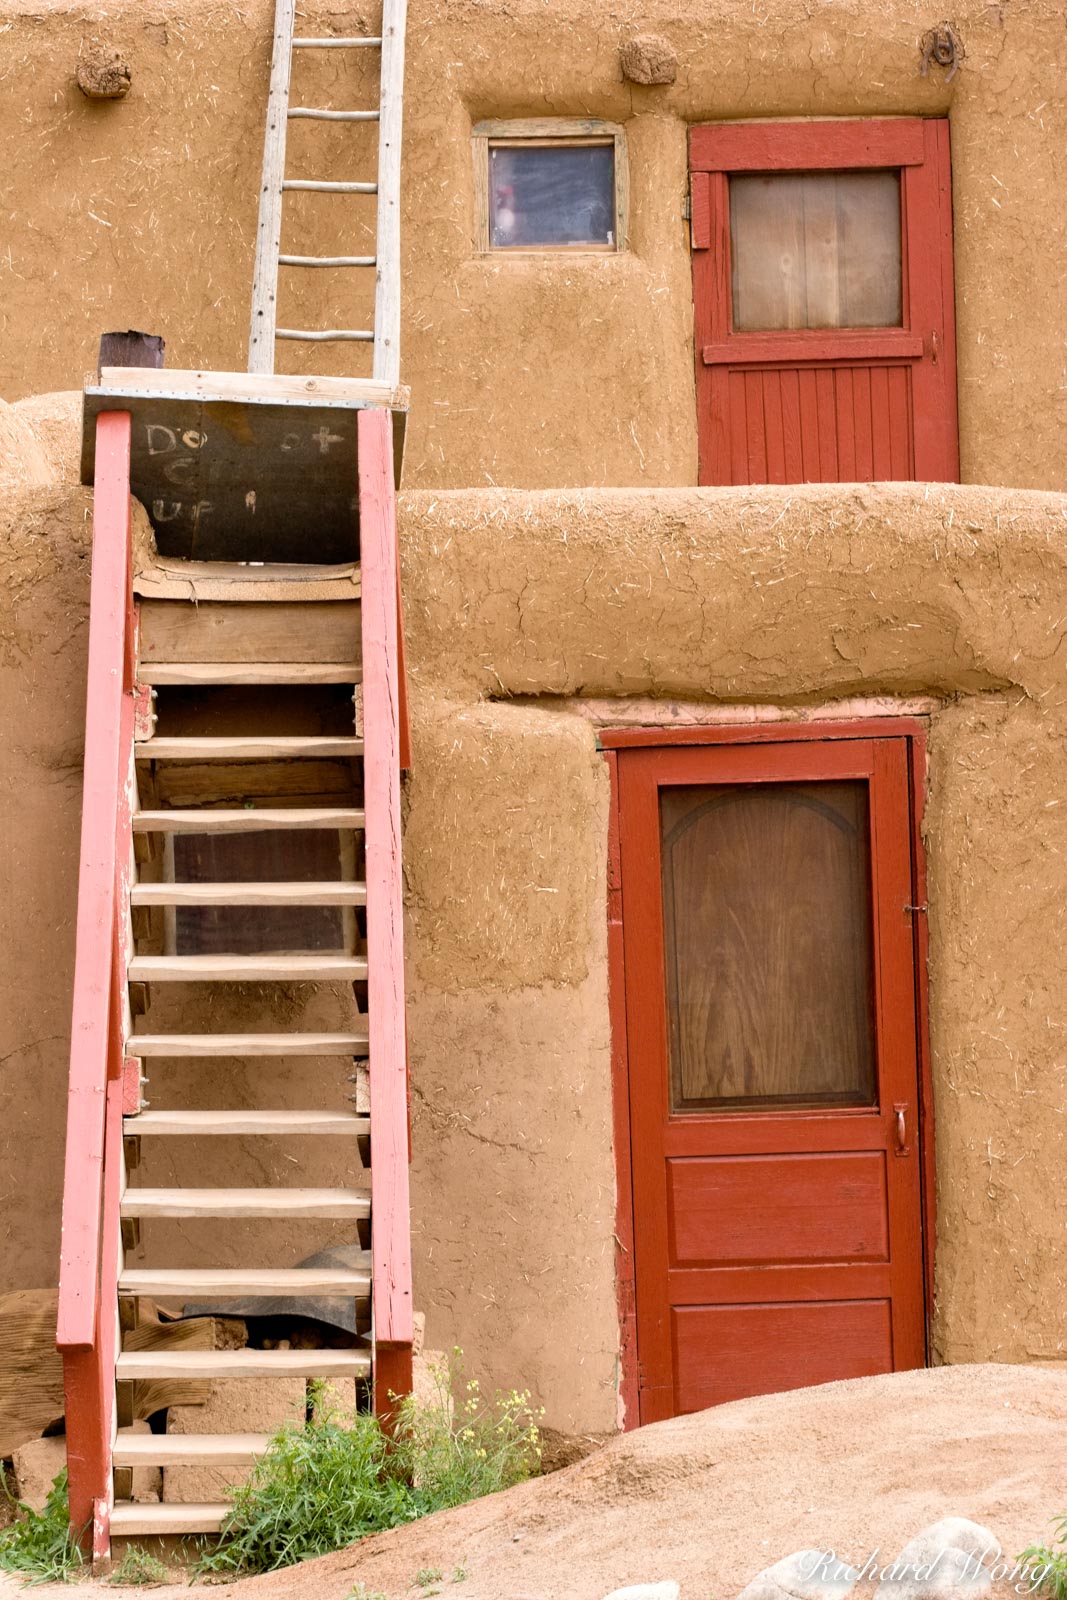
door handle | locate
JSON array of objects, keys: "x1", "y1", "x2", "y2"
[{"x1": 893, "y1": 1102, "x2": 910, "y2": 1157}]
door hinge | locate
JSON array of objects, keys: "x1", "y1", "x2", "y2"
[{"x1": 682, "y1": 191, "x2": 691, "y2": 221}]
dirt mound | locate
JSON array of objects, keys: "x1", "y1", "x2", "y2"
[{"x1": 11, "y1": 1362, "x2": 1063, "y2": 1600}]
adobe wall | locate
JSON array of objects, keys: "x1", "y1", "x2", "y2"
[
  {"x1": 0, "y1": 0, "x2": 1065, "y2": 492},
  {"x1": 3, "y1": 396, "x2": 1065, "y2": 1428}
]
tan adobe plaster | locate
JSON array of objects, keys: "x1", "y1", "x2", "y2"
[{"x1": 0, "y1": 0, "x2": 1064, "y2": 490}]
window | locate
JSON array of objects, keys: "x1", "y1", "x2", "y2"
[
  {"x1": 473, "y1": 119, "x2": 628, "y2": 252},
  {"x1": 729, "y1": 170, "x2": 903, "y2": 332}
]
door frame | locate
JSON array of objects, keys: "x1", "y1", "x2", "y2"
[{"x1": 601, "y1": 718, "x2": 935, "y2": 1429}]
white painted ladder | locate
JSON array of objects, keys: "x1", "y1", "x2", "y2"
[{"x1": 248, "y1": 0, "x2": 407, "y2": 386}]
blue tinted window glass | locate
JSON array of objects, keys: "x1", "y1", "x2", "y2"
[{"x1": 489, "y1": 143, "x2": 615, "y2": 248}]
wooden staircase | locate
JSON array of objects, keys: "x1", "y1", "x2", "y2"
[{"x1": 57, "y1": 402, "x2": 412, "y2": 1555}]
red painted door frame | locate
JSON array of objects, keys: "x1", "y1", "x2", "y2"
[
  {"x1": 690, "y1": 118, "x2": 959, "y2": 486},
  {"x1": 602, "y1": 721, "x2": 935, "y2": 1428}
]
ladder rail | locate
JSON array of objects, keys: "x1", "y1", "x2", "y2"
[
  {"x1": 373, "y1": 0, "x2": 407, "y2": 387},
  {"x1": 358, "y1": 408, "x2": 414, "y2": 1411},
  {"x1": 248, "y1": 0, "x2": 297, "y2": 374},
  {"x1": 56, "y1": 411, "x2": 136, "y2": 1548}
]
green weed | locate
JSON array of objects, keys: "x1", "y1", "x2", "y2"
[
  {"x1": 1020, "y1": 1513, "x2": 1067, "y2": 1599},
  {"x1": 415, "y1": 1570, "x2": 443, "y2": 1589},
  {"x1": 107, "y1": 1545, "x2": 168, "y2": 1586},
  {"x1": 0, "y1": 1469, "x2": 85, "y2": 1585},
  {"x1": 348, "y1": 1587, "x2": 389, "y2": 1600},
  {"x1": 198, "y1": 1358, "x2": 542, "y2": 1577}
]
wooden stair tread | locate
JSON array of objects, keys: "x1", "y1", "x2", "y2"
[
  {"x1": 127, "y1": 954, "x2": 369, "y2": 982},
  {"x1": 119, "y1": 1265, "x2": 371, "y2": 1296},
  {"x1": 116, "y1": 1348, "x2": 371, "y2": 1379},
  {"x1": 114, "y1": 1433, "x2": 272, "y2": 1467},
  {"x1": 135, "y1": 735, "x2": 364, "y2": 760},
  {"x1": 110, "y1": 1501, "x2": 231, "y2": 1535},
  {"x1": 125, "y1": 1109, "x2": 369, "y2": 1136},
  {"x1": 120, "y1": 1187, "x2": 370, "y2": 1218},
  {"x1": 139, "y1": 661, "x2": 362, "y2": 685},
  {"x1": 128, "y1": 1032, "x2": 369, "y2": 1057},
  {"x1": 133, "y1": 807, "x2": 365, "y2": 833},
  {"x1": 131, "y1": 881, "x2": 367, "y2": 906}
]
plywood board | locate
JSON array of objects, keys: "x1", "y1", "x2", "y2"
[
  {"x1": 138, "y1": 600, "x2": 362, "y2": 665},
  {"x1": 82, "y1": 385, "x2": 407, "y2": 562}
]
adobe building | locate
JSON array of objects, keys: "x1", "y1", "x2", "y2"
[{"x1": 1, "y1": 0, "x2": 1066, "y2": 1540}]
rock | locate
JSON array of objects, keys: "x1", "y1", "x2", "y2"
[
  {"x1": 873, "y1": 1518, "x2": 1000, "y2": 1598},
  {"x1": 11, "y1": 1436, "x2": 66, "y2": 1512},
  {"x1": 163, "y1": 1378, "x2": 307, "y2": 1502},
  {"x1": 737, "y1": 1548, "x2": 859, "y2": 1599},
  {"x1": 602, "y1": 1586, "x2": 680, "y2": 1600},
  {"x1": 76, "y1": 46, "x2": 131, "y2": 99},
  {"x1": 619, "y1": 33, "x2": 678, "y2": 86}
]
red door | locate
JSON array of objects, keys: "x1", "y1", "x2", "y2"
[
  {"x1": 616, "y1": 732, "x2": 927, "y2": 1423},
  {"x1": 690, "y1": 119, "x2": 958, "y2": 485}
]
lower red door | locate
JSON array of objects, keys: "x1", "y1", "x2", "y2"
[{"x1": 616, "y1": 733, "x2": 927, "y2": 1423}]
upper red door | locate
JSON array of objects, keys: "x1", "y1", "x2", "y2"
[
  {"x1": 616, "y1": 733, "x2": 927, "y2": 1424},
  {"x1": 690, "y1": 119, "x2": 958, "y2": 485}
]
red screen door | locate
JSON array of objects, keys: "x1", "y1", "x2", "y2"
[
  {"x1": 617, "y1": 734, "x2": 927, "y2": 1423},
  {"x1": 690, "y1": 119, "x2": 958, "y2": 485}
]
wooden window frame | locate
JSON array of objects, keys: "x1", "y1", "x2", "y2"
[
  {"x1": 472, "y1": 117, "x2": 629, "y2": 254},
  {"x1": 601, "y1": 719, "x2": 935, "y2": 1429}
]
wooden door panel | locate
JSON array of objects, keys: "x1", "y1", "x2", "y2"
[
  {"x1": 691, "y1": 119, "x2": 957, "y2": 485},
  {"x1": 671, "y1": 1299, "x2": 894, "y2": 1413},
  {"x1": 717, "y1": 362, "x2": 914, "y2": 485},
  {"x1": 667, "y1": 1152, "x2": 890, "y2": 1267},
  {"x1": 667, "y1": 1262, "x2": 893, "y2": 1305}
]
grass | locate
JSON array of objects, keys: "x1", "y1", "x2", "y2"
[
  {"x1": 1020, "y1": 1513, "x2": 1067, "y2": 1599},
  {"x1": 197, "y1": 1356, "x2": 542, "y2": 1577},
  {"x1": 0, "y1": 1469, "x2": 85, "y2": 1585},
  {"x1": 107, "y1": 1545, "x2": 169, "y2": 1587}
]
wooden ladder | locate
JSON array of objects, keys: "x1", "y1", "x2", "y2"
[
  {"x1": 57, "y1": 408, "x2": 412, "y2": 1555},
  {"x1": 248, "y1": 0, "x2": 407, "y2": 385}
]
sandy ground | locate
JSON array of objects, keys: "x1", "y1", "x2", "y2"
[{"x1": 4, "y1": 1364, "x2": 1065, "y2": 1600}]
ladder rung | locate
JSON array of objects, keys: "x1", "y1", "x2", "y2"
[
  {"x1": 119, "y1": 1264, "x2": 371, "y2": 1297},
  {"x1": 127, "y1": 1033, "x2": 369, "y2": 1057},
  {"x1": 134, "y1": 736, "x2": 364, "y2": 760},
  {"x1": 283, "y1": 180, "x2": 378, "y2": 194},
  {"x1": 131, "y1": 882, "x2": 367, "y2": 907},
  {"x1": 287, "y1": 107, "x2": 380, "y2": 121},
  {"x1": 278, "y1": 254, "x2": 376, "y2": 269},
  {"x1": 276, "y1": 328, "x2": 374, "y2": 343},
  {"x1": 138, "y1": 661, "x2": 361, "y2": 686},
  {"x1": 114, "y1": 1434, "x2": 272, "y2": 1468},
  {"x1": 120, "y1": 1187, "x2": 370, "y2": 1219},
  {"x1": 292, "y1": 35, "x2": 383, "y2": 47},
  {"x1": 116, "y1": 1348, "x2": 371, "y2": 1380},
  {"x1": 125, "y1": 1110, "x2": 369, "y2": 1136},
  {"x1": 110, "y1": 1502, "x2": 230, "y2": 1536},
  {"x1": 132, "y1": 808, "x2": 365, "y2": 833},
  {"x1": 127, "y1": 954, "x2": 369, "y2": 983}
]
